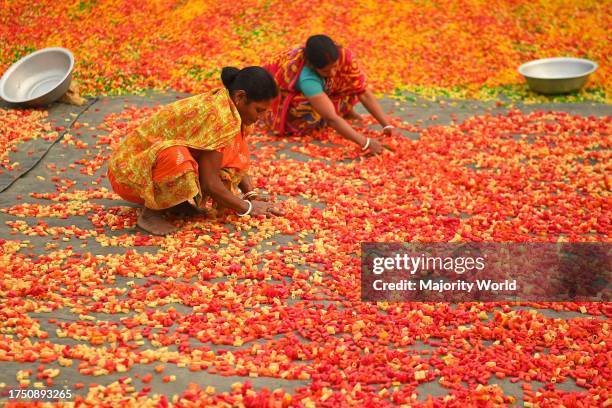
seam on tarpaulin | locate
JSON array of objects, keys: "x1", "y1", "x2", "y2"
[{"x1": 0, "y1": 97, "x2": 100, "y2": 193}]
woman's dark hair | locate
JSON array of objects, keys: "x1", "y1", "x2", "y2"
[
  {"x1": 304, "y1": 34, "x2": 339, "y2": 69},
  {"x1": 221, "y1": 66, "x2": 278, "y2": 101}
]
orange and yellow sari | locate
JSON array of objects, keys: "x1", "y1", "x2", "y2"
[
  {"x1": 107, "y1": 88, "x2": 250, "y2": 210},
  {"x1": 264, "y1": 46, "x2": 366, "y2": 136}
]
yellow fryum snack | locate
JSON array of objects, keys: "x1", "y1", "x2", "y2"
[{"x1": 60, "y1": 80, "x2": 87, "y2": 106}]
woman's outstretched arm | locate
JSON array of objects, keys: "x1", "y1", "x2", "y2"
[
  {"x1": 358, "y1": 89, "x2": 396, "y2": 136},
  {"x1": 307, "y1": 93, "x2": 383, "y2": 154}
]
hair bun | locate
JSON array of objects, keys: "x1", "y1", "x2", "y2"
[
  {"x1": 221, "y1": 67, "x2": 240, "y2": 88},
  {"x1": 220, "y1": 66, "x2": 279, "y2": 102}
]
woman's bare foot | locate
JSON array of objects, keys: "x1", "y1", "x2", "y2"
[
  {"x1": 137, "y1": 207, "x2": 178, "y2": 235},
  {"x1": 343, "y1": 109, "x2": 363, "y2": 122}
]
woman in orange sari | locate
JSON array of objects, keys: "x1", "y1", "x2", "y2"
[
  {"x1": 264, "y1": 35, "x2": 396, "y2": 154},
  {"x1": 107, "y1": 66, "x2": 283, "y2": 235}
]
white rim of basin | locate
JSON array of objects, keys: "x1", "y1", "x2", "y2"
[
  {"x1": 518, "y1": 57, "x2": 598, "y2": 80},
  {"x1": 0, "y1": 47, "x2": 74, "y2": 103}
]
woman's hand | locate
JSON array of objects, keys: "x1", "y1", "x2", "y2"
[
  {"x1": 250, "y1": 200, "x2": 284, "y2": 216},
  {"x1": 364, "y1": 137, "x2": 384, "y2": 155},
  {"x1": 382, "y1": 125, "x2": 397, "y2": 137}
]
